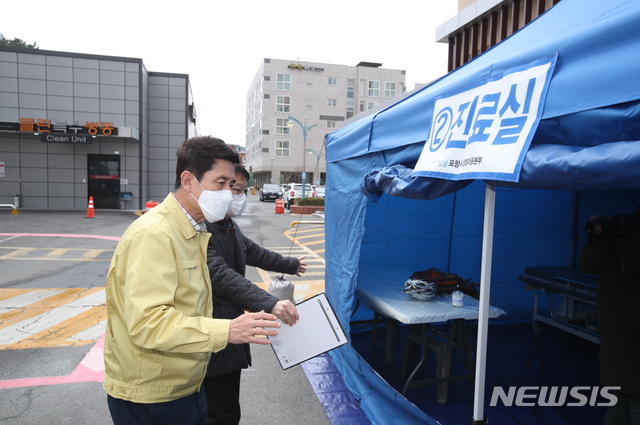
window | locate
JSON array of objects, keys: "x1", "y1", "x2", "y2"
[
  {"x1": 368, "y1": 80, "x2": 380, "y2": 97},
  {"x1": 368, "y1": 101, "x2": 379, "y2": 110},
  {"x1": 307, "y1": 82, "x2": 313, "y2": 87},
  {"x1": 276, "y1": 95, "x2": 290, "y2": 112},
  {"x1": 275, "y1": 118, "x2": 290, "y2": 135},
  {"x1": 276, "y1": 73, "x2": 291, "y2": 90},
  {"x1": 385, "y1": 82, "x2": 396, "y2": 98},
  {"x1": 327, "y1": 77, "x2": 337, "y2": 85},
  {"x1": 347, "y1": 79, "x2": 355, "y2": 119},
  {"x1": 306, "y1": 105, "x2": 313, "y2": 109},
  {"x1": 327, "y1": 99, "x2": 337, "y2": 107},
  {"x1": 275, "y1": 140, "x2": 290, "y2": 157},
  {"x1": 327, "y1": 121, "x2": 337, "y2": 129}
]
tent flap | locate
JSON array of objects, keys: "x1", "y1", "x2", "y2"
[
  {"x1": 362, "y1": 164, "x2": 472, "y2": 202},
  {"x1": 362, "y1": 140, "x2": 640, "y2": 202}
]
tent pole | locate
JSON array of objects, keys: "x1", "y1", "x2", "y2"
[{"x1": 472, "y1": 183, "x2": 496, "y2": 424}]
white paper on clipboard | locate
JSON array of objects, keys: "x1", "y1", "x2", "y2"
[{"x1": 267, "y1": 292, "x2": 347, "y2": 370}]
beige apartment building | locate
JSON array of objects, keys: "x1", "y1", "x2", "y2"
[{"x1": 245, "y1": 58, "x2": 406, "y2": 188}]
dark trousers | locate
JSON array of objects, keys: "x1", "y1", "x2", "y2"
[
  {"x1": 107, "y1": 389, "x2": 207, "y2": 425},
  {"x1": 605, "y1": 391, "x2": 640, "y2": 425},
  {"x1": 203, "y1": 370, "x2": 242, "y2": 425}
]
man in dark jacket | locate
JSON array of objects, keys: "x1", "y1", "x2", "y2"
[
  {"x1": 580, "y1": 206, "x2": 640, "y2": 425},
  {"x1": 204, "y1": 165, "x2": 306, "y2": 425}
]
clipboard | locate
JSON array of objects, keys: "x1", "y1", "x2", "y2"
[{"x1": 267, "y1": 292, "x2": 348, "y2": 370}]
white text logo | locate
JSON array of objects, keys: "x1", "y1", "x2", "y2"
[{"x1": 489, "y1": 386, "x2": 620, "y2": 407}]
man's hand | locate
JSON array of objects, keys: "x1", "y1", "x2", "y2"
[
  {"x1": 295, "y1": 256, "x2": 307, "y2": 276},
  {"x1": 228, "y1": 311, "x2": 280, "y2": 345},
  {"x1": 271, "y1": 300, "x2": 299, "y2": 326}
]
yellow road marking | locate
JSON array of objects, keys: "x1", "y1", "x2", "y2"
[
  {"x1": 285, "y1": 227, "x2": 324, "y2": 235},
  {"x1": 0, "y1": 247, "x2": 113, "y2": 261},
  {"x1": 0, "y1": 288, "x2": 39, "y2": 302},
  {"x1": 288, "y1": 233, "x2": 324, "y2": 240},
  {"x1": 11, "y1": 305, "x2": 106, "y2": 349},
  {"x1": 0, "y1": 248, "x2": 36, "y2": 259},
  {"x1": 297, "y1": 240, "x2": 325, "y2": 247},
  {"x1": 0, "y1": 288, "x2": 101, "y2": 331},
  {"x1": 80, "y1": 249, "x2": 107, "y2": 259},
  {"x1": 45, "y1": 248, "x2": 70, "y2": 257}
]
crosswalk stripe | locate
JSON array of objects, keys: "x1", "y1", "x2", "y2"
[
  {"x1": 0, "y1": 288, "x2": 105, "y2": 347},
  {"x1": 0, "y1": 289, "x2": 82, "y2": 330},
  {"x1": 67, "y1": 319, "x2": 107, "y2": 342},
  {"x1": 0, "y1": 289, "x2": 64, "y2": 307},
  {"x1": 12, "y1": 305, "x2": 106, "y2": 349}
]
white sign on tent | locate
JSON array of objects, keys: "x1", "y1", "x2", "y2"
[{"x1": 414, "y1": 54, "x2": 557, "y2": 183}]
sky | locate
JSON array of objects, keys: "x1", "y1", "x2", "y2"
[{"x1": 2, "y1": 0, "x2": 458, "y2": 147}]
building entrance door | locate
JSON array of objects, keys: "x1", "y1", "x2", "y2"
[{"x1": 88, "y1": 154, "x2": 120, "y2": 209}]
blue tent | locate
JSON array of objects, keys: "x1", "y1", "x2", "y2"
[{"x1": 323, "y1": 0, "x2": 640, "y2": 423}]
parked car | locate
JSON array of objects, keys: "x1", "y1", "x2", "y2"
[
  {"x1": 258, "y1": 184, "x2": 283, "y2": 202},
  {"x1": 315, "y1": 186, "x2": 326, "y2": 199},
  {"x1": 283, "y1": 183, "x2": 316, "y2": 208}
]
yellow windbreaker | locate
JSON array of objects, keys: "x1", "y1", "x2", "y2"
[{"x1": 103, "y1": 193, "x2": 230, "y2": 403}]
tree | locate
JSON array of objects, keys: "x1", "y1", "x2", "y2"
[{"x1": 0, "y1": 33, "x2": 38, "y2": 49}]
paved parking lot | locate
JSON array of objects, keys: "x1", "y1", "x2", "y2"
[{"x1": 0, "y1": 197, "x2": 336, "y2": 425}]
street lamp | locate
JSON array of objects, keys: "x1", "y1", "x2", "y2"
[
  {"x1": 287, "y1": 116, "x2": 317, "y2": 199},
  {"x1": 270, "y1": 156, "x2": 274, "y2": 184},
  {"x1": 307, "y1": 149, "x2": 326, "y2": 186}
]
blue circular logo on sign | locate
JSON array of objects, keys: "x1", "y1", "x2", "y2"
[{"x1": 429, "y1": 107, "x2": 453, "y2": 152}]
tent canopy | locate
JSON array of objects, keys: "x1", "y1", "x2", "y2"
[
  {"x1": 323, "y1": 0, "x2": 640, "y2": 423},
  {"x1": 327, "y1": 0, "x2": 640, "y2": 194}
]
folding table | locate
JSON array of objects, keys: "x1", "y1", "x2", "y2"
[{"x1": 355, "y1": 267, "x2": 505, "y2": 403}]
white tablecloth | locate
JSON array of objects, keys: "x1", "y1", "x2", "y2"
[{"x1": 356, "y1": 266, "x2": 505, "y2": 324}]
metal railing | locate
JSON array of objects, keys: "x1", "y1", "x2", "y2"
[{"x1": 0, "y1": 204, "x2": 19, "y2": 214}]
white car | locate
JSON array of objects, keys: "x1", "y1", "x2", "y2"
[
  {"x1": 315, "y1": 186, "x2": 326, "y2": 199},
  {"x1": 283, "y1": 183, "x2": 316, "y2": 208}
]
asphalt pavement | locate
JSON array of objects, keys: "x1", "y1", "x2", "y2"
[{"x1": 0, "y1": 195, "x2": 334, "y2": 425}]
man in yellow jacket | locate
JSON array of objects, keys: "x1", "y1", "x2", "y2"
[{"x1": 103, "y1": 136, "x2": 281, "y2": 425}]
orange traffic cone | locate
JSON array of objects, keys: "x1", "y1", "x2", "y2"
[{"x1": 85, "y1": 196, "x2": 96, "y2": 218}]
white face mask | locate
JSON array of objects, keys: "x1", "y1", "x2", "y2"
[
  {"x1": 190, "y1": 177, "x2": 233, "y2": 223},
  {"x1": 227, "y1": 194, "x2": 247, "y2": 217}
]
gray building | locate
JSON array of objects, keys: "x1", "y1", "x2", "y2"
[
  {"x1": 0, "y1": 46, "x2": 198, "y2": 211},
  {"x1": 245, "y1": 58, "x2": 406, "y2": 189}
]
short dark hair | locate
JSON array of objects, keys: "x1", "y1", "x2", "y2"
[
  {"x1": 235, "y1": 164, "x2": 250, "y2": 182},
  {"x1": 174, "y1": 137, "x2": 239, "y2": 189}
]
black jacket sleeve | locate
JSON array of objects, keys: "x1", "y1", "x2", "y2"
[{"x1": 207, "y1": 237, "x2": 279, "y2": 315}]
